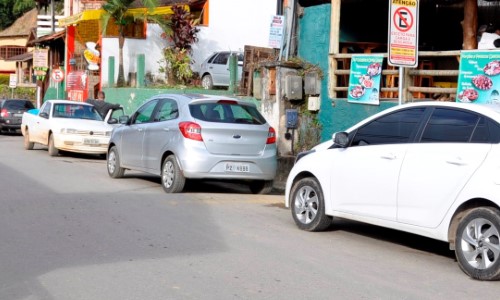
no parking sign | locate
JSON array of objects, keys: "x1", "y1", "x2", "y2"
[{"x1": 388, "y1": 0, "x2": 419, "y2": 67}]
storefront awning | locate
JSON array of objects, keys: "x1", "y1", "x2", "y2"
[
  {"x1": 5, "y1": 51, "x2": 33, "y2": 62},
  {"x1": 59, "y1": 5, "x2": 189, "y2": 27}
]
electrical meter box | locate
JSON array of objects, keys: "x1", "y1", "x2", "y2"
[
  {"x1": 308, "y1": 96, "x2": 320, "y2": 111},
  {"x1": 285, "y1": 109, "x2": 298, "y2": 129},
  {"x1": 285, "y1": 75, "x2": 303, "y2": 100},
  {"x1": 304, "y1": 72, "x2": 321, "y2": 95}
]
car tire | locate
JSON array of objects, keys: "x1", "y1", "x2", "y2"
[
  {"x1": 249, "y1": 180, "x2": 273, "y2": 194},
  {"x1": 23, "y1": 129, "x2": 34, "y2": 150},
  {"x1": 455, "y1": 207, "x2": 500, "y2": 280},
  {"x1": 161, "y1": 155, "x2": 185, "y2": 193},
  {"x1": 48, "y1": 134, "x2": 58, "y2": 156},
  {"x1": 201, "y1": 74, "x2": 213, "y2": 89},
  {"x1": 290, "y1": 177, "x2": 332, "y2": 232},
  {"x1": 107, "y1": 146, "x2": 125, "y2": 178}
]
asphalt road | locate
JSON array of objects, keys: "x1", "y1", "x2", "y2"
[{"x1": 1, "y1": 133, "x2": 500, "y2": 300}]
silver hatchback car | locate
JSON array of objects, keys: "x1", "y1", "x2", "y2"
[{"x1": 107, "y1": 94, "x2": 277, "y2": 193}]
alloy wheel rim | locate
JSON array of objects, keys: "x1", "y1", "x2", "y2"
[
  {"x1": 202, "y1": 77, "x2": 210, "y2": 89},
  {"x1": 460, "y1": 217, "x2": 500, "y2": 269},
  {"x1": 294, "y1": 186, "x2": 319, "y2": 224},
  {"x1": 108, "y1": 151, "x2": 116, "y2": 173},
  {"x1": 162, "y1": 161, "x2": 174, "y2": 188}
]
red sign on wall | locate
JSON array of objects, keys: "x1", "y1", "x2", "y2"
[{"x1": 66, "y1": 71, "x2": 88, "y2": 102}]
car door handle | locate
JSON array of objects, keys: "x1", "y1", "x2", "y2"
[
  {"x1": 137, "y1": 128, "x2": 144, "y2": 132},
  {"x1": 163, "y1": 128, "x2": 170, "y2": 131},
  {"x1": 380, "y1": 153, "x2": 397, "y2": 160},
  {"x1": 446, "y1": 157, "x2": 467, "y2": 166}
]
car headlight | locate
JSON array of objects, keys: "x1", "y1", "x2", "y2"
[{"x1": 61, "y1": 128, "x2": 78, "y2": 134}]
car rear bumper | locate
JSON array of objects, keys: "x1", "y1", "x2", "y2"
[{"x1": 180, "y1": 153, "x2": 277, "y2": 180}]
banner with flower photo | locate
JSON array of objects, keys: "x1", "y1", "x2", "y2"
[
  {"x1": 457, "y1": 50, "x2": 500, "y2": 104},
  {"x1": 347, "y1": 55, "x2": 384, "y2": 105}
]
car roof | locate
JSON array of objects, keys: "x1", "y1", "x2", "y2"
[
  {"x1": 345, "y1": 102, "x2": 500, "y2": 132},
  {"x1": 45, "y1": 99, "x2": 93, "y2": 106}
]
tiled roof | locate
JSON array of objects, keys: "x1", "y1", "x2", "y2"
[{"x1": 0, "y1": 8, "x2": 38, "y2": 38}]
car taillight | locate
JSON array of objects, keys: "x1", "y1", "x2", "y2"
[
  {"x1": 266, "y1": 127, "x2": 276, "y2": 144},
  {"x1": 0, "y1": 109, "x2": 7, "y2": 117},
  {"x1": 179, "y1": 121, "x2": 203, "y2": 141}
]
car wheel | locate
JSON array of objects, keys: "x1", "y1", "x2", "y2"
[
  {"x1": 201, "y1": 74, "x2": 213, "y2": 89},
  {"x1": 249, "y1": 180, "x2": 273, "y2": 194},
  {"x1": 161, "y1": 155, "x2": 185, "y2": 193},
  {"x1": 455, "y1": 207, "x2": 500, "y2": 280},
  {"x1": 48, "y1": 134, "x2": 58, "y2": 156},
  {"x1": 107, "y1": 146, "x2": 125, "y2": 178},
  {"x1": 290, "y1": 177, "x2": 332, "y2": 232},
  {"x1": 23, "y1": 129, "x2": 34, "y2": 150}
]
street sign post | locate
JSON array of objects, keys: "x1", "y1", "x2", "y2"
[
  {"x1": 388, "y1": 0, "x2": 419, "y2": 105},
  {"x1": 388, "y1": 0, "x2": 419, "y2": 67},
  {"x1": 9, "y1": 74, "x2": 16, "y2": 98},
  {"x1": 51, "y1": 69, "x2": 64, "y2": 99}
]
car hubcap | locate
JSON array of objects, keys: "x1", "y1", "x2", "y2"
[
  {"x1": 294, "y1": 186, "x2": 319, "y2": 224},
  {"x1": 162, "y1": 161, "x2": 174, "y2": 188},
  {"x1": 460, "y1": 217, "x2": 500, "y2": 269},
  {"x1": 108, "y1": 151, "x2": 116, "y2": 173},
  {"x1": 202, "y1": 77, "x2": 210, "y2": 89}
]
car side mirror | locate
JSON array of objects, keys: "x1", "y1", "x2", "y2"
[
  {"x1": 40, "y1": 112, "x2": 49, "y2": 119},
  {"x1": 332, "y1": 132, "x2": 349, "y2": 148},
  {"x1": 108, "y1": 118, "x2": 118, "y2": 124},
  {"x1": 119, "y1": 115, "x2": 130, "y2": 124}
]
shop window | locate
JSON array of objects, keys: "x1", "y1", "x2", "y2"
[{"x1": 0, "y1": 46, "x2": 27, "y2": 60}]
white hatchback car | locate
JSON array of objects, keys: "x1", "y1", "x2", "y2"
[
  {"x1": 199, "y1": 51, "x2": 243, "y2": 89},
  {"x1": 285, "y1": 102, "x2": 500, "y2": 280}
]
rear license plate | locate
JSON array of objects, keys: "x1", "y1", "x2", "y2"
[
  {"x1": 84, "y1": 138, "x2": 99, "y2": 145},
  {"x1": 13, "y1": 113, "x2": 23, "y2": 117},
  {"x1": 225, "y1": 162, "x2": 249, "y2": 173}
]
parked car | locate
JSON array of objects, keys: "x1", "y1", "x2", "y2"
[
  {"x1": 21, "y1": 100, "x2": 122, "y2": 156},
  {"x1": 285, "y1": 101, "x2": 500, "y2": 280},
  {"x1": 200, "y1": 51, "x2": 243, "y2": 89},
  {"x1": 0, "y1": 99, "x2": 35, "y2": 133},
  {"x1": 107, "y1": 94, "x2": 277, "y2": 194}
]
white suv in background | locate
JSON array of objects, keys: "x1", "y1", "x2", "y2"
[{"x1": 200, "y1": 51, "x2": 243, "y2": 89}]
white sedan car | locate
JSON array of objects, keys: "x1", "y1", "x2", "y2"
[
  {"x1": 285, "y1": 101, "x2": 500, "y2": 280},
  {"x1": 22, "y1": 100, "x2": 121, "y2": 156}
]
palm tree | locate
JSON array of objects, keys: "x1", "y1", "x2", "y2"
[{"x1": 101, "y1": 0, "x2": 159, "y2": 87}]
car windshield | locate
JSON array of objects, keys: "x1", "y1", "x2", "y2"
[
  {"x1": 53, "y1": 103, "x2": 103, "y2": 121},
  {"x1": 5, "y1": 100, "x2": 34, "y2": 110},
  {"x1": 189, "y1": 101, "x2": 267, "y2": 124}
]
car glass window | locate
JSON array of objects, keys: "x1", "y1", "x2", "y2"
[
  {"x1": 133, "y1": 100, "x2": 158, "y2": 124},
  {"x1": 42, "y1": 102, "x2": 51, "y2": 116},
  {"x1": 351, "y1": 107, "x2": 425, "y2": 146},
  {"x1": 189, "y1": 102, "x2": 266, "y2": 124},
  {"x1": 155, "y1": 99, "x2": 179, "y2": 122},
  {"x1": 213, "y1": 53, "x2": 229, "y2": 65},
  {"x1": 470, "y1": 117, "x2": 500, "y2": 143},
  {"x1": 7, "y1": 100, "x2": 33, "y2": 110},
  {"x1": 207, "y1": 53, "x2": 217, "y2": 64},
  {"x1": 421, "y1": 108, "x2": 478, "y2": 143}
]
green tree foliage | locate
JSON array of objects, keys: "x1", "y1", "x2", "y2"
[
  {"x1": 0, "y1": 0, "x2": 35, "y2": 30},
  {"x1": 159, "y1": 6, "x2": 200, "y2": 85},
  {"x1": 101, "y1": 0, "x2": 159, "y2": 87}
]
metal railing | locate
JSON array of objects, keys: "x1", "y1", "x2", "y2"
[{"x1": 330, "y1": 50, "x2": 460, "y2": 102}]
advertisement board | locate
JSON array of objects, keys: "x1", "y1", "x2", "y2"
[
  {"x1": 348, "y1": 55, "x2": 384, "y2": 105},
  {"x1": 457, "y1": 50, "x2": 500, "y2": 104}
]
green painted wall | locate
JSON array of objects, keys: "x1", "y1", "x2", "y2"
[
  {"x1": 298, "y1": 4, "x2": 396, "y2": 142},
  {"x1": 100, "y1": 88, "x2": 258, "y2": 115}
]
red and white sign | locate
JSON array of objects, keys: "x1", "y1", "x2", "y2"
[
  {"x1": 388, "y1": 0, "x2": 419, "y2": 67},
  {"x1": 51, "y1": 69, "x2": 64, "y2": 83}
]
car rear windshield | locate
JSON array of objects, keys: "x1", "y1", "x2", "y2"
[
  {"x1": 189, "y1": 101, "x2": 267, "y2": 125},
  {"x1": 5, "y1": 100, "x2": 34, "y2": 110}
]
